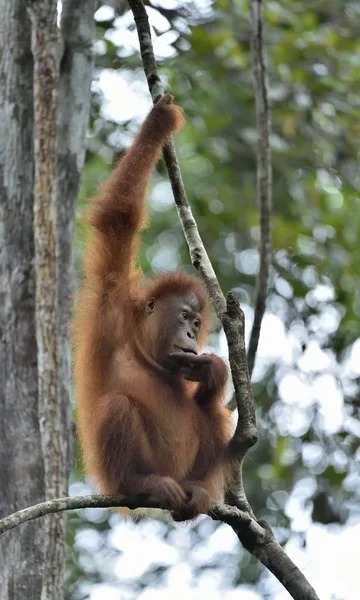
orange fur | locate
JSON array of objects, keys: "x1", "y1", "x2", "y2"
[{"x1": 73, "y1": 95, "x2": 233, "y2": 520}]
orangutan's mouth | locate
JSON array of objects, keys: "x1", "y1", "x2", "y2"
[{"x1": 174, "y1": 346, "x2": 197, "y2": 355}]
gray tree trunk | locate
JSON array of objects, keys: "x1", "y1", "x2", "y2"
[
  {"x1": 0, "y1": 0, "x2": 94, "y2": 598},
  {"x1": 27, "y1": 2, "x2": 66, "y2": 597},
  {"x1": 0, "y1": 2, "x2": 45, "y2": 599},
  {"x1": 57, "y1": 0, "x2": 96, "y2": 479}
]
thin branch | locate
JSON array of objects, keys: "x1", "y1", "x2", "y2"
[
  {"x1": 127, "y1": 0, "x2": 257, "y2": 462},
  {"x1": 127, "y1": 0, "x2": 226, "y2": 316},
  {"x1": 0, "y1": 496, "x2": 319, "y2": 600},
  {"x1": 247, "y1": 0, "x2": 272, "y2": 378},
  {"x1": 0, "y1": 495, "x2": 159, "y2": 535}
]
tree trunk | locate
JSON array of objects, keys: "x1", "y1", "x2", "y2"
[
  {"x1": 26, "y1": 1, "x2": 66, "y2": 597},
  {"x1": 57, "y1": 0, "x2": 96, "y2": 479},
  {"x1": 0, "y1": 2, "x2": 45, "y2": 599},
  {"x1": 0, "y1": 0, "x2": 94, "y2": 598}
]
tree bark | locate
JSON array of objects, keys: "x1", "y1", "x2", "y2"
[
  {"x1": 0, "y1": 0, "x2": 94, "y2": 598},
  {"x1": 0, "y1": 2, "x2": 45, "y2": 599},
  {"x1": 26, "y1": 2, "x2": 65, "y2": 597}
]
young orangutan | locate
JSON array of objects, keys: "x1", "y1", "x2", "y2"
[{"x1": 73, "y1": 95, "x2": 233, "y2": 520}]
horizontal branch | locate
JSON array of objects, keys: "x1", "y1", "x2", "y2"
[
  {"x1": 0, "y1": 494, "x2": 159, "y2": 535},
  {"x1": 0, "y1": 495, "x2": 319, "y2": 600}
]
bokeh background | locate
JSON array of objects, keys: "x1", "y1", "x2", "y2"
[{"x1": 66, "y1": 1, "x2": 360, "y2": 598}]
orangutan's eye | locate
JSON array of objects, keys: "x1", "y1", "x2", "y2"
[
  {"x1": 146, "y1": 298, "x2": 156, "y2": 313},
  {"x1": 182, "y1": 311, "x2": 188, "y2": 320}
]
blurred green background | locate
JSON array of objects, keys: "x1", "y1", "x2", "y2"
[{"x1": 67, "y1": 1, "x2": 360, "y2": 598}]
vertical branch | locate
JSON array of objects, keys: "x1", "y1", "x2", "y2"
[
  {"x1": 129, "y1": 2, "x2": 213, "y2": 295},
  {"x1": 127, "y1": 0, "x2": 257, "y2": 468},
  {"x1": 247, "y1": 0, "x2": 273, "y2": 378},
  {"x1": 26, "y1": 1, "x2": 65, "y2": 597},
  {"x1": 127, "y1": 0, "x2": 226, "y2": 316},
  {"x1": 57, "y1": 0, "x2": 95, "y2": 479}
]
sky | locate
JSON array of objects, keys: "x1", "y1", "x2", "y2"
[{"x1": 71, "y1": 4, "x2": 360, "y2": 599}]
